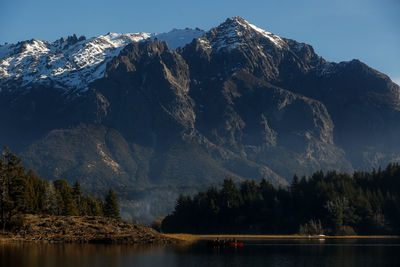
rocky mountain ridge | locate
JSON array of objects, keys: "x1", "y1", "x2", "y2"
[{"x1": 1, "y1": 17, "x2": 399, "y2": 222}]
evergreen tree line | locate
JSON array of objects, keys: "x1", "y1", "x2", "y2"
[
  {"x1": 0, "y1": 146, "x2": 120, "y2": 230},
  {"x1": 162, "y1": 164, "x2": 400, "y2": 235}
]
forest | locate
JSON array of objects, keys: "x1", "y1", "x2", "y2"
[
  {"x1": 0, "y1": 146, "x2": 120, "y2": 231},
  {"x1": 162, "y1": 164, "x2": 400, "y2": 235}
]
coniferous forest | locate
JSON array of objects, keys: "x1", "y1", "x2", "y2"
[
  {"x1": 0, "y1": 146, "x2": 120, "y2": 231},
  {"x1": 162, "y1": 165, "x2": 400, "y2": 235},
  {"x1": 2, "y1": 143, "x2": 400, "y2": 236}
]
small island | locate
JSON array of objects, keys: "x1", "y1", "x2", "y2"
[{"x1": 1, "y1": 214, "x2": 178, "y2": 244}]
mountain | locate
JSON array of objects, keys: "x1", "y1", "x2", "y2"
[
  {"x1": 1, "y1": 17, "x2": 399, "y2": 222},
  {"x1": 0, "y1": 29, "x2": 205, "y2": 92}
]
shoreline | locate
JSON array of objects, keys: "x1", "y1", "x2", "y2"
[
  {"x1": 0, "y1": 235, "x2": 181, "y2": 245},
  {"x1": 164, "y1": 234, "x2": 400, "y2": 242},
  {"x1": 2, "y1": 232, "x2": 398, "y2": 245}
]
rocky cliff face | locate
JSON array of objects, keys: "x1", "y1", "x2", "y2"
[{"x1": 1, "y1": 17, "x2": 399, "y2": 222}]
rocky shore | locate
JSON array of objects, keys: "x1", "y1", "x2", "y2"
[{"x1": 1, "y1": 214, "x2": 180, "y2": 244}]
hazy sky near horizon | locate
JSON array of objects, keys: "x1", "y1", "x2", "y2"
[{"x1": 1, "y1": 0, "x2": 399, "y2": 83}]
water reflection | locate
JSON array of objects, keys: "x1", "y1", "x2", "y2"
[{"x1": 1, "y1": 239, "x2": 399, "y2": 267}]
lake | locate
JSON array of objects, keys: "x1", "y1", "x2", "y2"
[{"x1": 1, "y1": 239, "x2": 399, "y2": 267}]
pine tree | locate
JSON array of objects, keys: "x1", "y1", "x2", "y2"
[
  {"x1": 25, "y1": 171, "x2": 35, "y2": 213},
  {"x1": 96, "y1": 197, "x2": 105, "y2": 216},
  {"x1": 221, "y1": 178, "x2": 242, "y2": 209},
  {"x1": 25, "y1": 170, "x2": 42, "y2": 213},
  {"x1": 85, "y1": 196, "x2": 103, "y2": 216},
  {"x1": 103, "y1": 189, "x2": 120, "y2": 219},
  {"x1": 0, "y1": 146, "x2": 27, "y2": 230},
  {"x1": 55, "y1": 191, "x2": 64, "y2": 215},
  {"x1": 72, "y1": 180, "x2": 83, "y2": 215},
  {"x1": 44, "y1": 181, "x2": 58, "y2": 215},
  {"x1": 0, "y1": 150, "x2": 10, "y2": 231},
  {"x1": 54, "y1": 180, "x2": 78, "y2": 216}
]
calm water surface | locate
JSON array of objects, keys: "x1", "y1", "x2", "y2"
[{"x1": 1, "y1": 239, "x2": 399, "y2": 267}]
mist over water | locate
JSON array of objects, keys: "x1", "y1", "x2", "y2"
[
  {"x1": 2, "y1": 239, "x2": 399, "y2": 267},
  {"x1": 117, "y1": 185, "x2": 211, "y2": 223}
]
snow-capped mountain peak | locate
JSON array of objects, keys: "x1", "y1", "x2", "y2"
[{"x1": 199, "y1": 16, "x2": 285, "y2": 51}]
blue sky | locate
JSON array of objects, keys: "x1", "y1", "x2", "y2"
[{"x1": 1, "y1": 0, "x2": 399, "y2": 83}]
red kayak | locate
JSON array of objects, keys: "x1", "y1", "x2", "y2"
[
  {"x1": 207, "y1": 240, "x2": 244, "y2": 247},
  {"x1": 228, "y1": 242, "x2": 244, "y2": 247}
]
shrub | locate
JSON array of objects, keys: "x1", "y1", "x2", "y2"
[
  {"x1": 299, "y1": 219, "x2": 324, "y2": 235},
  {"x1": 9, "y1": 214, "x2": 27, "y2": 231}
]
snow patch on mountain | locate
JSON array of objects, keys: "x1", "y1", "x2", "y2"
[
  {"x1": 0, "y1": 29, "x2": 204, "y2": 92},
  {"x1": 198, "y1": 38, "x2": 212, "y2": 50},
  {"x1": 0, "y1": 33, "x2": 151, "y2": 91},
  {"x1": 247, "y1": 22, "x2": 284, "y2": 48},
  {"x1": 318, "y1": 61, "x2": 337, "y2": 76},
  {"x1": 202, "y1": 17, "x2": 285, "y2": 52},
  {"x1": 209, "y1": 18, "x2": 244, "y2": 51}
]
